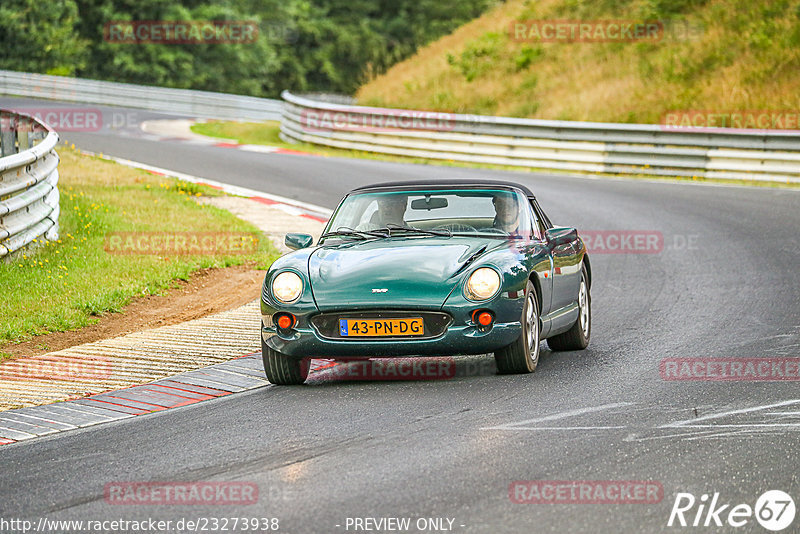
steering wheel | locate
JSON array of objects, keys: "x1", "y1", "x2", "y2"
[{"x1": 434, "y1": 223, "x2": 477, "y2": 233}]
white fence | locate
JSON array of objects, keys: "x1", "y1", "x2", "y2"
[
  {"x1": 0, "y1": 110, "x2": 59, "y2": 257},
  {"x1": 280, "y1": 91, "x2": 800, "y2": 183},
  {"x1": 0, "y1": 70, "x2": 283, "y2": 121}
]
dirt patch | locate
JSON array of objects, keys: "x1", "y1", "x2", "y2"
[{"x1": 3, "y1": 265, "x2": 266, "y2": 359}]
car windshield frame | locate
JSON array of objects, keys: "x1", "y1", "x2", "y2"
[{"x1": 321, "y1": 188, "x2": 536, "y2": 243}]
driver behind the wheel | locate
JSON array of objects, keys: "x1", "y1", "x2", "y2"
[
  {"x1": 492, "y1": 194, "x2": 521, "y2": 234},
  {"x1": 368, "y1": 195, "x2": 408, "y2": 228}
]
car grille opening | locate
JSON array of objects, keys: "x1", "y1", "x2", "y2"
[{"x1": 310, "y1": 311, "x2": 453, "y2": 340}]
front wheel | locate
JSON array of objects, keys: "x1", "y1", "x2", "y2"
[
  {"x1": 262, "y1": 338, "x2": 309, "y2": 385},
  {"x1": 547, "y1": 267, "x2": 591, "y2": 351},
  {"x1": 494, "y1": 281, "x2": 540, "y2": 374}
]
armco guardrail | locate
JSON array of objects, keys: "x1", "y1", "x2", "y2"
[
  {"x1": 0, "y1": 70, "x2": 283, "y2": 121},
  {"x1": 280, "y1": 91, "x2": 800, "y2": 183},
  {"x1": 0, "y1": 109, "x2": 60, "y2": 257}
]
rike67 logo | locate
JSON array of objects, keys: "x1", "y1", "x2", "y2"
[{"x1": 668, "y1": 490, "x2": 796, "y2": 531}]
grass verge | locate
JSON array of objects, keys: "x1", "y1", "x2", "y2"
[
  {"x1": 0, "y1": 145, "x2": 280, "y2": 359},
  {"x1": 356, "y1": 0, "x2": 800, "y2": 124},
  {"x1": 191, "y1": 121, "x2": 800, "y2": 190},
  {"x1": 192, "y1": 120, "x2": 419, "y2": 161}
]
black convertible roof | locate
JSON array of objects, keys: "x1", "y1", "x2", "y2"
[{"x1": 352, "y1": 179, "x2": 536, "y2": 198}]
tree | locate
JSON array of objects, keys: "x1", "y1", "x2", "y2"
[{"x1": 0, "y1": 0, "x2": 88, "y2": 75}]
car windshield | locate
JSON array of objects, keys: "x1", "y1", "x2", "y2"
[{"x1": 323, "y1": 189, "x2": 534, "y2": 240}]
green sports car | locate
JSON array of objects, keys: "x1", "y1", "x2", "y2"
[{"x1": 261, "y1": 180, "x2": 591, "y2": 384}]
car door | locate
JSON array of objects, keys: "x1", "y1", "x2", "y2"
[
  {"x1": 548, "y1": 233, "x2": 582, "y2": 315},
  {"x1": 532, "y1": 200, "x2": 581, "y2": 313},
  {"x1": 524, "y1": 200, "x2": 553, "y2": 316}
]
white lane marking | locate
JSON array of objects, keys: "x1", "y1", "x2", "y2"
[
  {"x1": 51, "y1": 404, "x2": 127, "y2": 424},
  {"x1": 276, "y1": 204, "x2": 304, "y2": 216},
  {"x1": 623, "y1": 429, "x2": 729, "y2": 443},
  {"x1": 676, "y1": 423, "x2": 800, "y2": 428},
  {"x1": 0, "y1": 426, "x2": 37, "y2": 440},
  {"x1": 492, "y1": 426, "x2": 628, "y2": 431},
  {"x1": 660, "y1": 399, "x2": 800, "y2": 428},
  {"x1": 481, "y1": 402, "x2": 633, "y2": 430},
  {"x1": 77, "y1": 151, "x2": 333, "y2": 216},
  {"x1": 2, "y1": 412, "x2": 77, "y2": 430},
  {"x1": 677, "y1": 429, "x2": 769, "y2": 441},
  {"x1": 0, "y1": 417, "x2": 59, "y2": 435},
  {"x1": 239, "y1": 144, "x2": 280, "y2": 153},
  {"x1": 555, "y1": 168, "x2": 800, "y2": 192}
]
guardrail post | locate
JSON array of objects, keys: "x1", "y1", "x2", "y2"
[
  {"x1": 17, "y1": 120, "x2": 30, "y2": 151},
  {"x1": 0, "y1": 130, "x2": 14, "y2": 157},
  {"x1": 1, "y1": 113, "x2": 16, "y2": 157}
]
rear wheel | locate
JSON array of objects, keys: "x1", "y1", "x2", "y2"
[
  {"x1": 262, "y1": 338, "x2": 309, "y2": 385},
  {"x1": 494, "y1": 281, "x2": 540, "y2": 374},
  {"x1": 547, "y1": 267, "x2": 591, "y2": 351}
]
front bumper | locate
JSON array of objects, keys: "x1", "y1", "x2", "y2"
[{"x1": 262, "y1": 316, "x2": 523, "y2": 358}]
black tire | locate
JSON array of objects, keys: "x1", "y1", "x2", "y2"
[
  {"x1": 547, "y1": 267, "x2": 591, "y2": 351},
  {"x1": 494, "y1": 281, "x2": 540, "y2": 374},
  {"x1": 262, "y1": 338, "x2": 309, "y2": 385}
]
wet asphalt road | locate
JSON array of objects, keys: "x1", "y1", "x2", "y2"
[{"x1": 1, "y1": 97, "x2": 799, "y2": 534}]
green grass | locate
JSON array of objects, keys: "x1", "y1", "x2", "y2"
[
  {"x1": 192, "y1": 120, "x2": 426, "y2": 162},
  {"x1": 191, "y1": 121, "x2": 800, "y2": 190},
  {"x1": 193, "y1": 119, "x2": 522, "y2": 165},
  {"x1": 357, "y1": 0, "x2": 800, "y2": 124},
  {"x1": 0, "y1": 146, "x2": 280, "y2": 352},
  {"x1": 195, "y1": 121, "x2": 289, "y2": 147}
]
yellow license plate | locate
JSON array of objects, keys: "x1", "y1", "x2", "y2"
[{"x1": 339, "y1": 318, "x2": 424, "y2": 337}]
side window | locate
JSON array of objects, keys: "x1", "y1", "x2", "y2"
[
  {"x1": 532, "y1": 200, "x2": 553, "y2": 230},
  {"x1": 525, "y1": 203, "x2": 543, "y2": 240},
  {"x1": 529, "y1": 200, "x2": 547, "y2": 239}
]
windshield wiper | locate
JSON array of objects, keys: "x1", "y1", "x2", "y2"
[
  {"x1": 320, "y1": 227, "x2": 389, "y2": 240},
  {"x1": 452, "y1": 245, "x2": 488, "y2": 277},
  {"x1": 382, "y1": 224, "x2": 452, "y2": 237}
]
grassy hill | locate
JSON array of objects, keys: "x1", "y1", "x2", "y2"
[{"x1": 356, "y1": 0, "x2": 800, "y2": 124}]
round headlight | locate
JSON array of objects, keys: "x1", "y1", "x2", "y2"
[
  {"x1": 465, "y1": 267, "x2": 501, "y2": 301},
  {"x1": 272, "y1": 271, "x2": 303, "y2": 303}
]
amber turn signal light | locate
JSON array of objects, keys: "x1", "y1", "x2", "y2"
[
  {"x1": 275, "y1": 313, "x2": 296, "y2": 330},
  {"x1": 472, "y1": 310, "x2": 494, "y2": 327}
]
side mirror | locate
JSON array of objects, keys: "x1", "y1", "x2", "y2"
[
  {"x1": 285, "y1": 233, "x2": 314, "y2": 250},
  {"x1": 545, "y1": 227, "x2": 577, "y2": 247}
]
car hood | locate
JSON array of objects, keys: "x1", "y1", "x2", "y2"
[{"x1": 308, "y1": 236, "x2": 497, "y2": 310}]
